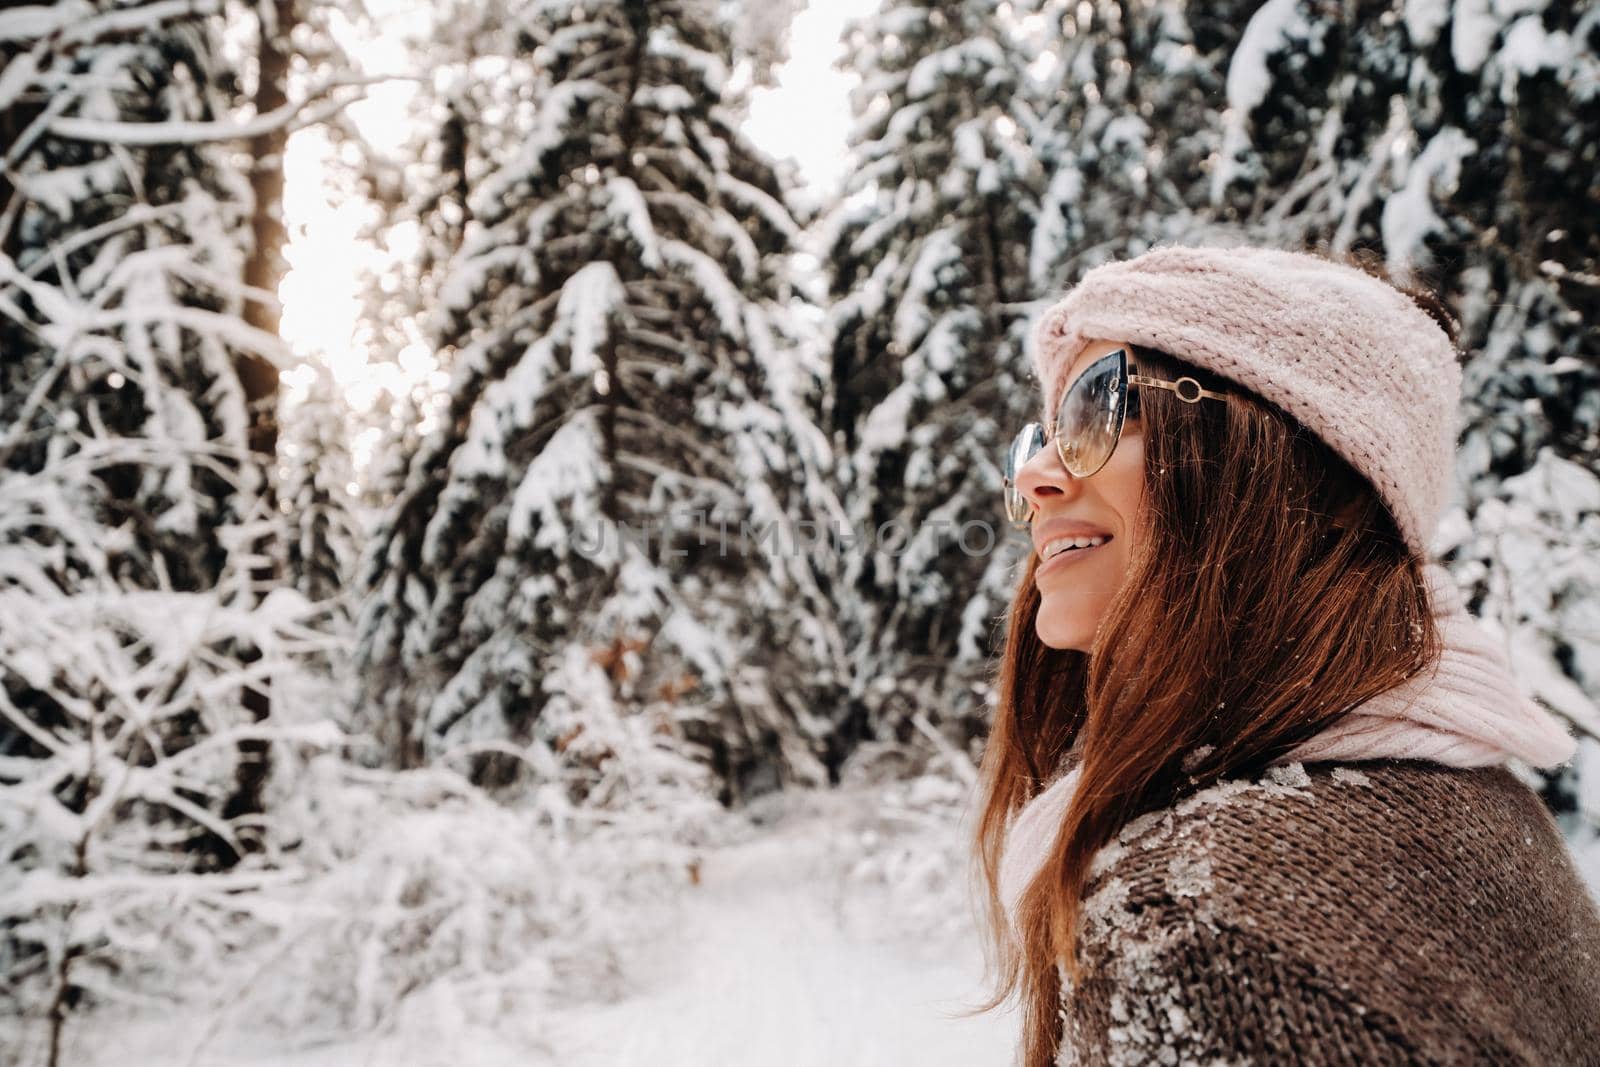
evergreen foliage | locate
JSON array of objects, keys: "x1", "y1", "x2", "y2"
[{"x1": 353, "y1": 0, "x2": 845, "y2": 806}]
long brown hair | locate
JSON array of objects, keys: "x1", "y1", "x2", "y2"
[{"x1": 960, "y1": 247, "x2": 1462, "y2": 1066}]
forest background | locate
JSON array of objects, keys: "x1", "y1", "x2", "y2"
[{"x1": 3, "y1": 0, "x2": 1598, "y2": 1064}]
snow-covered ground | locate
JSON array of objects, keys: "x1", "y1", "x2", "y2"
[
  {"x1": 542, "y1": 820, "x2": 1013, "y2": 1065},
  {"x1": 45, "y1": 781, "x2": 1016, "y2": 1067},
  {"x1": 30, "y1": 767, "x2": 1599, "y2": 1067}
]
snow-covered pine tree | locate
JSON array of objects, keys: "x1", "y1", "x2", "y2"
[
  {"x1": 354, "y1": 0, "x2": 846, "y2": 806},
  {"x1": 340, "y1": 1, "x2": 509, "y2": 513},
  {"x1": 731, "y1": 0, "x2": 809, "y2": 90},
  {"x1": 818, "y1": 0, "x2": 1044, "y2": 771},
  {"x1": 0, "y1": 0, "x2": 336, "y2": 1050},
  {"x1": 1019, "y1": 0, "x2": 1600, "y2": 834},
  {"x1": 1, "y1": 0, "x2": 269, "y2": 853},
  {"x1": 1015, "y1": 0, "x2": 1248, "y2": 292},
  {"x1": 279, "y1": 360, "x2": 361, "y2": 616}
]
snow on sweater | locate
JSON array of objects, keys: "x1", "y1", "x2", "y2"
[
  {"x1": 993, "y1": 560, "x2": 1594, "y2": 1063},
  {"x1": 1053, "y1": 758, "x2": 1600, "y2": 1066},
  {"x1": 1000, "y1": 561, "x2": 1577, "y2": 938}
]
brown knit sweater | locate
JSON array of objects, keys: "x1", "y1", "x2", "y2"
[{"x1": 1056, "y1": 758, "x2": 1600, "y2": 1066}]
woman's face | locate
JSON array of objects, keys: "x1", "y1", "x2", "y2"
[{"x1": 1016, "y1": 338, "x2": 1148, "y2": 652}]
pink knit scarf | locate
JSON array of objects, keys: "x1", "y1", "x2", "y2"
[{"x1": 997, "y1": 560, "x2": 1577, "y2": 933}]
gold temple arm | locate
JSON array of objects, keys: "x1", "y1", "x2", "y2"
[{"x1": 1128, "y1": 372, "x2": 1228, "y2": 404}]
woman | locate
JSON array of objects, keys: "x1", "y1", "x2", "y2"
[{"x1": 967, "y1": 243, "x2": 1600, "y2": 1066}]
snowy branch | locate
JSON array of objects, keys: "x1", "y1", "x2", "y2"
[{"x1": 46, "y1": 75, "x2": 399, "y2": 146}]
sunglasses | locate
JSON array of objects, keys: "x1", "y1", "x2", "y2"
[{"x1": 1002, "y1": 346, "x2": 1228, "y2": 527}]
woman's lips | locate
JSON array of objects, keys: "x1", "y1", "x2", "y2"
[{"x1": 1036, "y1": 537, "x2": 1112, "y2": 579}]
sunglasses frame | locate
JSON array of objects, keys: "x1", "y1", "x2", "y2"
[{"x1": 1002, "y1": 347, "x2": 1228, "y2": 527}]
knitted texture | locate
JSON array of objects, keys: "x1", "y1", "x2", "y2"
[
  {"x1": 1029, "y1": 244, "x2": 1462, "y2": 562},
  {"x1": 1282, "y1": 560, "x2": 1575, "y2": 766},
  {"x1": 1051, "y1": 759, "x2": 1600, "y2": 1066}
]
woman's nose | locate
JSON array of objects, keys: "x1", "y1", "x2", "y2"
[{"x1": 1015, "y1": 440, "x2": 1080, "y2": 513}]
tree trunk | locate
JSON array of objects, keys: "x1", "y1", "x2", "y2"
[{"x1": 217, "y1": 0, "x2": 297, "y2": 861}]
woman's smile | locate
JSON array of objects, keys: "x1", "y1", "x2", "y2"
[{"x1": 1035, "y1": 535, "x2": 1114, "y2": 579}]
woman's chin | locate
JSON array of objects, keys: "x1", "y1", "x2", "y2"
[{"x1": 1034, "y1": 610, "x2": 1093, "y2": 652}]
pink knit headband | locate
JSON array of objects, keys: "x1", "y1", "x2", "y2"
[{"x1": 1029, "y1": 244, "x2": 1463, "y2": 562}]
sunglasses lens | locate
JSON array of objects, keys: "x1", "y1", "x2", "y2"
[
  {"x1": 1003, "y1": 422, "x2": 1045, "y2": 523},
  {"x1": 1054, "y1": 349, "x2": 1127, "y2": 477}
]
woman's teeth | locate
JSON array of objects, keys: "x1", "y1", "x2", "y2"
[{"x1": 1043, "y1": 535, "x2": 1111, "y2": 560}]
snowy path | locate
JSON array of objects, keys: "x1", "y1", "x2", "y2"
[
  {"x1": 57, "y1": 797, "x2": 1015, "y2": 1067},
  {"x1": 543, "y1": 816, "x2": 1015, "y2": 1065}
]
